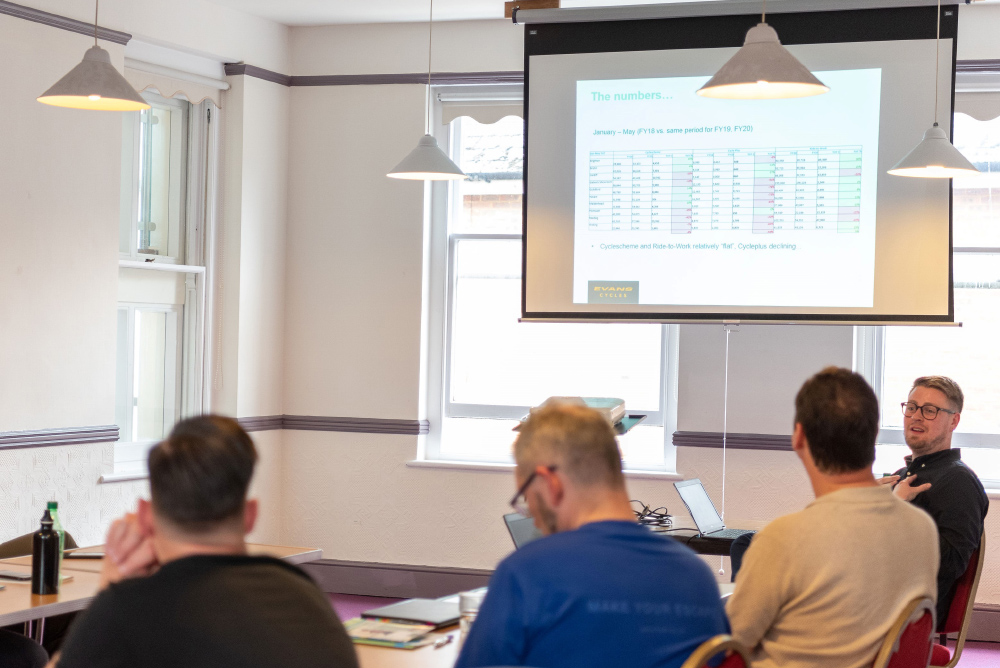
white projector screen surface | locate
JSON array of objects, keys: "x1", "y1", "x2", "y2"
[
  {"x1": 522, "y1": 6, "x2": 957, "y2": 322},
  {"x1": 573, "y1": 69, "x2": 881, "y2": 308}
]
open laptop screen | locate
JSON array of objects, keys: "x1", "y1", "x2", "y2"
[
  {"x1": 504, "y1": 512, "x2": 544, "y2": 549},
  {"x1": 674, "y1": 479, "x2": 725, "y2": 535}
]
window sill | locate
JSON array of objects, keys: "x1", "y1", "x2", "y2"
[
  {"x1": 99, "y1": 471, "x2": 149, "y2": 483},
  {"x1": 407, "y1": 459, "x2": 681, "y2": 480}
]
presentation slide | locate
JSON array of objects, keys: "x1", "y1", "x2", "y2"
[{"x1": 572, "y1": 69, "x2": 882, "y2": 307}]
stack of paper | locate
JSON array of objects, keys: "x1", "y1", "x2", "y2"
[{"x1": 344, "y1": 618, "x2": 441, "y2": 650}]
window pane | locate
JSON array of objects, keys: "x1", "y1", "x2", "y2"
[
  {"x1": 881, "y1": 253, "x2": 1000, "y2": 434},
  {"x1": 953, "y1": 113, "x2": 1000, "y2": 248},
  {"x1": 452, "y1": 116, "x2": 523, "y2": 234},
  {"x1": 138, "y1": 105, "x2": 174, "y2": 256},
  {"x1": 133, "y1": 310, "x2": 168, "y2": 442},
  {"x1": 450, "y1": 238, "x2": 662, "y2": 411}
]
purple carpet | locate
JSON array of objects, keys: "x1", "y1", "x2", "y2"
[
  {"x1": 951, "y1": 641, "x2": 1000, "y2": 667},
  {"x1": 329, "y1": 593, "x2": 402, "y2": 622},
  {"x1": 329, "y1": 594, "x2": 1000, "y2": 666}
]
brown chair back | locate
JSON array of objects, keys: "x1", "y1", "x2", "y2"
[
  {"x1": 680, "y1": 635, "x2": 751, "y2": 668},
  {"x1": 872, "y1": 597, "x2": 935, "y2": 668}
]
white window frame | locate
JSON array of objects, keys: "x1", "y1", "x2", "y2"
[
  {"x1": 120, "y1": 92, "x2": 189, "y2": 264},
  {"x1": 107, "y1": 94, "x2": 219, "y2": 480},
  {"x1": 115, "y1": 303, "x2": 182, "y2": 469},
  {"x1": 420, "y1": 86, "x2": 679, "y2": 472}
]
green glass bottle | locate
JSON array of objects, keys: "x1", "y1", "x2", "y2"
[{"x1": 47, "y1": 501, "x2": 65, "y2": 578}]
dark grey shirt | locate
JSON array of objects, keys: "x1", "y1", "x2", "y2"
[
  {"x1": 893, "y1": 448, "x2": 988, "y2": 627},
  {"x1": 57, "y1": 554, "x2": 359, "y2": 668}
]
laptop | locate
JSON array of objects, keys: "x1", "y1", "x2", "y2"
[
  {"x1": 503, "y1": 512, "x2": 544, "y2": 549},
  {"x1": 673, "y1": 479, "x2": 756, "y2": 540}
]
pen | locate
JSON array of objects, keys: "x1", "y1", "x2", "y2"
[{"x1": 434, "y1": 635, "x2": 454, "y2": 650}]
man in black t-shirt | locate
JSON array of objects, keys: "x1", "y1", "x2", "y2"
[{"x1": 50, "y1": 416, "x2": 358, "y2": 668}]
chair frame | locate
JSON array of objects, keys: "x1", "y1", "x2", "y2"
[
  {"x1": 872, "y1": 596, "x2": 936, "y2": 668},
  {"x1": 680, "y1": 634, "x2": 751, "y2": 668},
  {"x1": 934, "y1": 533, "x2": 986, "y2": 668}
]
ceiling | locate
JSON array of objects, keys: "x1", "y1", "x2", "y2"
[{"x1": 203, "y1": 0, "x2": 730, "y2": 27}]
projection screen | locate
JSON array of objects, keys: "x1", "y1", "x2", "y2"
[{"x1": 521, "y1": 3, "x2": 959, "y2": 323}]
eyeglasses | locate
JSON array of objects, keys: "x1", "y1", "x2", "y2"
[
  {"x1": 509, "y1": 465, "x2": 557, "y2": 517},
  {"x1": 901, "y1": 402, "x2": 957, "y2": 420}
]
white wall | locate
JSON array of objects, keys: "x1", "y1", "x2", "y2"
[
  {"x1": 19, "y1": 0, "x2": 290, "y2": 73},
  {"x1": 278, "y1": 14, "x2": 1000, "y2": 607},
  {"x1": 229, "y1": 74, "x2": 291, "y2": 544},
  {"x1": 0, "y1": 5, "x2": 290, "y2": 546},
  {"x1": 0, "y1": 14, "x2": 156, "y2": 543},
  {"x1": 291, "y1": 20, "x2": 522, "y2": 76}
]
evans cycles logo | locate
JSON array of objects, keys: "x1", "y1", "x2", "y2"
[{"x1": 588, "y1": 281, "x2": 639, "y2": 304}]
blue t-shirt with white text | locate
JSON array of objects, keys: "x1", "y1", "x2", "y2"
[{"x1": 455, "y1": 520, "x2": 729, "y2": 668}]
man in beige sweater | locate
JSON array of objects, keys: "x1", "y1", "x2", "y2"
[{"x1": 726, "y1": 367, "x2": 939, "y2": 668}]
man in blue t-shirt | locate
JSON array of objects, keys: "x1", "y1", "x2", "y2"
[{"x1": 455, "y1": 402, "x2": 729, "y2": 668}]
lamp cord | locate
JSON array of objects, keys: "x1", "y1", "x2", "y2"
[
  {"x1": 933, "y1": 0, "x2": 940, "y2": 126},
  {"x1": 761, "y1": 0, "x2": 766, "y2": 22},
  {"x1": 94, "y1": 0, "x2": 99, "y2": 45},
  {"x1": 426, "y1": 0, "x2": 434, "y2": 135}
]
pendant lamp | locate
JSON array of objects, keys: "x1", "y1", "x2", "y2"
[
  {"x1": 888, "y1": 0, "x2": 978, "y2": 178},
  {"x1": 697, "y1": 1, "x2": 828, "y2": 100},
  {"x1": 387, "y1": 0, "x2": 466, "y2": 180},
  {"x1": 38, "y1": 0, "x2": 149, "y2": 111}
]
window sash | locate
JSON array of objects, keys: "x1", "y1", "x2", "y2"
[
  {"x1": 119, "y1": 93, "x2": 190, "y2": 263},
  {"x1": 115, "y1": 303, "x2": 183, "y2": 445}
]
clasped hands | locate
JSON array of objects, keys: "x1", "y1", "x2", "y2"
[
  {"x1": 877, "y1": 474, "x2": 932, "y2": 501},
  {"x1": 99, "y1": 512, "x2": 158, "y2": 590}
]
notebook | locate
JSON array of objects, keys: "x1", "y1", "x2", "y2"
[
  {"x1": 673, "y1": 478, "x2": 756, "y2": 540},
  {"x1": 361, "y1": 598, "x2": 460, "y2": 629},
  {"x1": 504, "y1": 511, "x2": 543, "y2": 549}
]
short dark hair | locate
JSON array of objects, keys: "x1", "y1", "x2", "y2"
[
  {"x1": 148, "y1": 415, "x2": 258, "y2": 531},
  {"x1": 514, "y1": 403, "x2": 625, "y2": 489},
  {"x1": 794, "y1": 367, "x2": 878, "y2": 474},
  {"x1": 912, "y1": 376, "x2": 964, "y2": 413}
]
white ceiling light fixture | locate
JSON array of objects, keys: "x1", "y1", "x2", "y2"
[
  {"x1": 37, "y1": 0, "x2": 149, "y2": 111},
  {"x1": 888, "y1": 0, "x2": 978, "y2": 179},
  {"x1": 697, "y1": 0, "x2": 828, "y2": 100},
  {"x1": 387, "y1": 0, "x2": 466, "y2": 181}
]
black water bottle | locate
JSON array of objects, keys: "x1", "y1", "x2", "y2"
[{"x1": 31, "y1": 509, "x2": 59, "y2": 595}]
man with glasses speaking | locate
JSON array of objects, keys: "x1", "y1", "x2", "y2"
[
  {"x1": 883, "y1": 376, "x2": 989, "y2": 626},
  {"x1": 455, "y1": 402, "x2": 728, "y2": 668}
]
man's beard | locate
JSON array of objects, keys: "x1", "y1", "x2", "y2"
[{"x1": 905, "y1": 430, "x2": 947, "y2": 456}]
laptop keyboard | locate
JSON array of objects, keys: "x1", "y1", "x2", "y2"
[{"x1": 706, "y1": 529, "x2": 756, "y2": 539}]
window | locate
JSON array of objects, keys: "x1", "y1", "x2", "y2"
[
  {"x1": 115, "y1": 304, "x2": 181, "y2": 465},
  {"x1": 120, "y1": 93, "x2": 189, "y2": 262},
  {"x1": 112, "y1": 90, "x2": 216, "y2": 475},
  {"x1": 424, "y1": 90, "x2": 677, "y2": 471},
  {"x1": 862, "y1": 110, "x2": 1000, "y2": 484}
]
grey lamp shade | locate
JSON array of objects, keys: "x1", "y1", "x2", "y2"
[
  {"x1": 387, "y1": 134, "x2": 468, "y2": 181},
  {"x1": 888, "y1": 123, "x2": 980, "y2": 178},
  {"x1": 698, "y1": 23, "x2": 829, "y2": 100},
  {"x1": 38, "y1": 45, "x2": 150, "y2": 111}
]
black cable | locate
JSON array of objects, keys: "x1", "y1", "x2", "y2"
[{"x1": 630, "y1": 499, "x2": 673, "y2": 528}]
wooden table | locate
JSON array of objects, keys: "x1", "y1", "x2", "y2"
[
  {"x1": 0, "y1": 563, "x2": 102, "y2": 633},
  {"x1": 0, "y1": 543, "x2": 323, "y2": 640},
  {"x1": 355, "y1": 636, "x2": 460, "y2": 668},
  {"x1": 1, "y1": 543, "x2": 322, "y2": 574}
]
